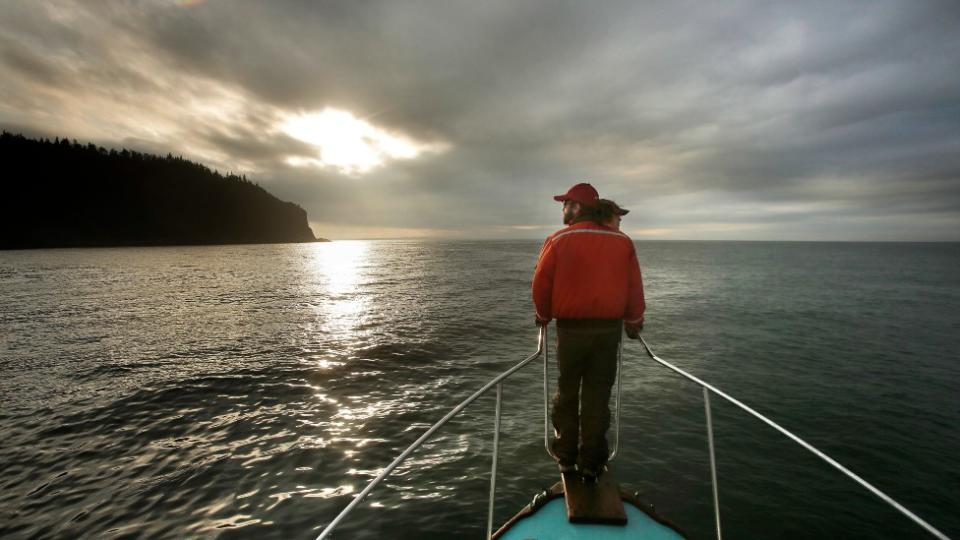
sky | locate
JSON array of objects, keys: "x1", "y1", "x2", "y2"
[{"x1": 2, "y1": 0, "x2": 959, "y2": 241}]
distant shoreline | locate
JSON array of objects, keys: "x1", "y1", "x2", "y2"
[
  {"x1": 0, "y1": 238, "x2": 331, "y2": 251},
  {"x1": 1, "y1": 132, "x2": 325, "y2": 250}
]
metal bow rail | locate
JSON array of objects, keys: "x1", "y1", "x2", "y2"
[
  {"x1": 316, "y1": 325, "x2": 550, "y2": 540},
  {"x1": 637, "y1": 336, "x2": 950, "y2": 540},
  {"x1": 315, "y1": 328, "x2": 950, "y2": 540}
]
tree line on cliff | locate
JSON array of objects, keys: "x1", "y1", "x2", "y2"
[{"x1": 1, "y1": 132, "x2": 323, "y2": 249}]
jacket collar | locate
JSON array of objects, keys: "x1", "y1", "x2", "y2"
[{"x1": 565, "y1": 220, "x2": 602, "y2": 231}]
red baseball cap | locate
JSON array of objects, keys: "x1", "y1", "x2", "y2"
[{"x1": 553, "y1": 183, "x2": 599, "y2": 207}]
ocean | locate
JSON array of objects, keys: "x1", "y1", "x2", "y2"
[{"x1": 1, "y1": 240, "x2": 957, "y2": 539}]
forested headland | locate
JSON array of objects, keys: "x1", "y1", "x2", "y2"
[{"x1": 1, "y1": 132, "x2": 326, "y2": 249}]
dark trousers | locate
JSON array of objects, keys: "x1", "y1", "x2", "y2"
[{"x1": 551, "y1": 320, "x2": 621, "y2": 470}]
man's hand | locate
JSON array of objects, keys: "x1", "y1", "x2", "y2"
[
  {"x1": 624, "y1": 322, "x2": 643, "y2": 339},
  {"x1": 536, "y1": 316, "x2": 550, "y2": 326}
]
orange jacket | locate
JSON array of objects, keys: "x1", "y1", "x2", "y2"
[{"x1": 532, "y1": 221, "x2": 645, "y2": 325}]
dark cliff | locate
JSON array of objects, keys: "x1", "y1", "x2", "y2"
[{"x1": 1, "y1": 132, "x2": 324, "y2": 249}]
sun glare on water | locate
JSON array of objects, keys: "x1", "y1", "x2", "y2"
[
  {"x1": 313, "y1": 240, "x2": 368, "y2": 296},
  {"x1": 308, "y1": 240, "x2": 371, "y2": 334},
  {"x1": 282, "y1": 108, "x2": 442, "y2": 174}
]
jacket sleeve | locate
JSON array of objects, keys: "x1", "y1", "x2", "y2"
[
  {"x1": 624, "y1": 243, "x2": 645, "y2": 326},
  {"x1": 532, "y1": 238, "x2": 556, "y2": 322}
]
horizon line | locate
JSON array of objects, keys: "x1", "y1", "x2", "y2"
[{"x1": 324, "y1": 237, "x2": 960, "y2": 243}]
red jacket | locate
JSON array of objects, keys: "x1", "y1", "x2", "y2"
[{"x1": 532, "y1": 221, "x2": 645, "y2": 325}]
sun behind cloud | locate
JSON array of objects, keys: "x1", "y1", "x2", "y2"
[{"x1": 282, "y1": 108, "x2": 445, "y2": 175}]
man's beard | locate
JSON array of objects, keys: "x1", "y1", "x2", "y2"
[{"x1": 562, "y1": 205, "x2": 576, "y2": 224}]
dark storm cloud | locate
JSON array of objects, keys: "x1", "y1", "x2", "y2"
[
  {"x1": 1, "y1": 0, "x2": 959, "y2": 239},
  {"x1": 193, "y1": 126, "x2": 317, "y2": 167}
]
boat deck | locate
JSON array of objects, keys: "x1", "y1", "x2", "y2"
[{"x1": 493, "y1": 468, "x2": 687, "y2": 539}]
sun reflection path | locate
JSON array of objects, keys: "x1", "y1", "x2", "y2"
[
  {"x1": 311, "y1": 240, "x2": 369, "y2": 294},
  {"x1": 307, "y1": 241, "x2": 371, "y2": 335}
]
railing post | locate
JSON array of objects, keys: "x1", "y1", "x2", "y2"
[
  {"x1": 543, "y1": 324, "x2": 556, "y2": 458},
  {"x1": 609, "y1": 333, "x2": 623, "y2": 462},
  {"x1": 703, "y1": 387, "x2": 722, "y2": 540},
  {"x1": 487, "y1": 382, "x2": 503, "y2": 539}
]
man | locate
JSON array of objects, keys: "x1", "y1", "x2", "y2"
[
  {"x1": 532, "y1": 182, "x2": 645, "y2": 480},
  {"x1": 597, "y1": 198, "x2": 629, "y2": 231}
]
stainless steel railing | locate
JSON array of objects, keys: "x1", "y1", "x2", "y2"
[
  {"x1": 316, "y1": 328, "x2": 950, "y2": 540},
  {"x1": 637, "y1": 336, "x2": 951, "y2": 540},
  {"x1": 316, "y1": 325, "x2": 548, "y2": 540}
]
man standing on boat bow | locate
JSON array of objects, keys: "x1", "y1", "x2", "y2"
[{"x1": 532, "y1": 182, "x2": 645, "y2": 480}]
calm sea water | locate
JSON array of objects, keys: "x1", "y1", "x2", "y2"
[{"x1": 1, "y1": 241, "x2": 958, "y2": 539}]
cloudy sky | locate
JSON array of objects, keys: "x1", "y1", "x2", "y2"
[{"x1": 2, "y1": 1, "x2": 959, "y2": 240}]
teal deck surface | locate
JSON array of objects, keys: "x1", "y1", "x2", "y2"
[{"x1": 498, "y1": 498, "x2": 684, "y2": 540}]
